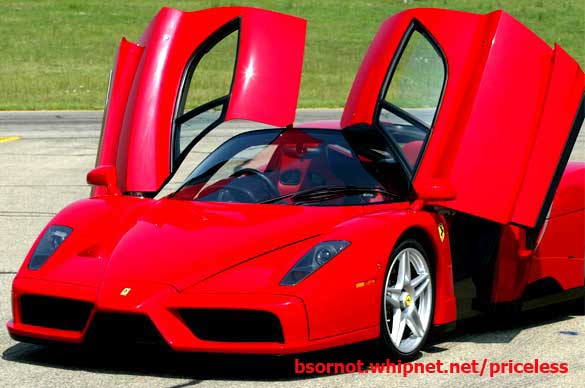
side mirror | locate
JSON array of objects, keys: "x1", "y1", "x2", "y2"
[
  {"x1": 416, "y1": 181, "x2": 456, "y2": 202},
  {"x1": 87, "y1": 165, "x2": 121, "y2": 196}
]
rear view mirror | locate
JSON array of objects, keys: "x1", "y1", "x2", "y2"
[
  {"x1": 416, "y1": 181, "x2": 456, "y2": 202},
  {"x1": 87, "y1": 165, "x2": 121, "y2": 196},
  {"x1": 282, "y1": 143, "x2": 322, "y2": 159}
]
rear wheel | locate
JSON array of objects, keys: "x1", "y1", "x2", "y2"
[{"x1": 381, "y1": 239, "x2": 434, "y2": 360}]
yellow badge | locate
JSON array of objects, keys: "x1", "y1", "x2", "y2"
[
  {"x1": 405, "y1": 294, "x2": 412, "y2": 306},
  {"x1": 120, "y1": 287, "x2": 132, "y2": 296},
  {"x1": 438, "y1": 223, "x2": 445, "y2": 242}
]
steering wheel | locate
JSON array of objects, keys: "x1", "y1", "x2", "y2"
[
  {"x1": 231, "y1": 168, "x2": 279, "y2": 196},
  {"x1": 216, "y1": 185, "x2": 258, "y2": 203},
  {"x1": 215, "y1": 168, "x2": 278, "y2": 203}
]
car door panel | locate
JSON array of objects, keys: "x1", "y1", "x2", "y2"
[
  {"x1": 342, "y1": 9, "x2": 584, "y2": 229},
  {"x1": 97, "y1": 7, "x2": 306, "y2": 194}
]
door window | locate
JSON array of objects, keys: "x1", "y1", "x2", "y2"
[
  {"x1": 173, "y1": 24, "x2": 239, "y2": 166},
  {"x1": 378, "y1": 28, "x2": 446, "y2": 169}
]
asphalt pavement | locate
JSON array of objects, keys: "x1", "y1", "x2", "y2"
[{"x1": 0, "y1": 111, "x2": 583, "y2": 388}]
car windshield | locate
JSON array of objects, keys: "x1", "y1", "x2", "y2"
[{"x1": 171, "y1": 126, "x2": 410, "y2": 206}]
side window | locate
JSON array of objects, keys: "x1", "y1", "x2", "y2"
[
  {"x1": 173, "y1": 24, "x2": 239, "y2": 166},
  {"x1": 378, "y1": 27, "x2": 446, "y2": 169}
]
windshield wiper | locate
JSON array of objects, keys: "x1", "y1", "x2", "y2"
[{"x1": 260, "y1": 185, "x2": 399, "y2": 204}]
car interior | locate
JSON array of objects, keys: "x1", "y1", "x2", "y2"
[{"x1": 172, "y1": 126, "x2": 412, "y2": 205}]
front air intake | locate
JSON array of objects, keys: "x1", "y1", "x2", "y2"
[
  {"x1": 179, "y1": 309, "x2": 284, "y2": 343},
  {"x1": 85, "y1": 312, "x2": 168, "y2": 347},
  {"x1": 20, "y1": 294, "x2": 93, "y2": 331}
]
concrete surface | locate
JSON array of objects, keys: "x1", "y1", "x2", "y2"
[{"x1": 0, "y1": 111, "x2": 583, "y2": 388}]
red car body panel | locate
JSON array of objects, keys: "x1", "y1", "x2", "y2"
[
  {"x1": 342, "y1": 8, "x2": 584, "y2": 229},
  {"x1": 492, "y1": 162, "x2": 584, "y2": 303},
  {"x1": 8, "y1": 196, "x2": 456, "y2": 353},
  {"x1": 7, "y1": 7, "x2": 584, "y2": 355}
]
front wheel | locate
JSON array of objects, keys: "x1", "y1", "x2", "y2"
[{"x1": 381, "y1": 239, "x2": 434, "y2": 360}]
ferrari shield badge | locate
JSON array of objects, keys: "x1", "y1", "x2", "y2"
[{"x1": 438, "y1": 223, "x2": 445, "y2": 242}]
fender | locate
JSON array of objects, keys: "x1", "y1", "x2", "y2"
[{"x1": 358, "y1": 205, "x2": 456, "y2": 327}]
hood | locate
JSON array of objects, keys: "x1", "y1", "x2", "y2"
[{"x1": 103, "y1": 199, "x2": 363, "y2": 290}]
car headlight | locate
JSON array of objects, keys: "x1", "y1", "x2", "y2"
[
  {"x1": 28, "y1": 225, "x2": 72, "y2": 270},
  {"x1": 280, "y1": 240, "x2": 350, "y2": 286}
]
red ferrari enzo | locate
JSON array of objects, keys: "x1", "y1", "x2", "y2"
[{"x1": 7, "y1": 7, "x2": 584, "y2": 360}]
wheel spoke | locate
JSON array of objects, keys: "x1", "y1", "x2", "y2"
[
  {"x1": 411, "y1": 272, "x2": 428, "y2": 289},
  {"x1": 386, "y1": 287, "x2": 401, "y2": 296},
  {"x1": 386, "y1": 294, "x2": 400, "y2": 309},
  {"x1": 404, "y1": 250, "x2": 412, "y2": 286},
  {"x1": 406, "y1": 306, "x2": 425, "y2": 337},
  {"x1": 414, "y1": 278, "x2": 430, "y2": 301},
  {"x1": 391, "y1": 308, "x2": 406, "y2": 345},
  {"x1": 396, "y1": 251, "x2": 410, "y2": 289}
]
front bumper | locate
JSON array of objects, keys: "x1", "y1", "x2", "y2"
[{"x1": 8, "y1": 276, "x2": 373, "y2": 354}]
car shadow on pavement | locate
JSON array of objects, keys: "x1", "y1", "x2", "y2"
[
  {"x1": 2, "y1": 339, "x2": 389, "y2": 382},
  {"x1": 433, "y1": 298, "x2": 584, "y2": 346},
  {"x1": 2, "y1": 299, "x2": 582, "y2": 381}
]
